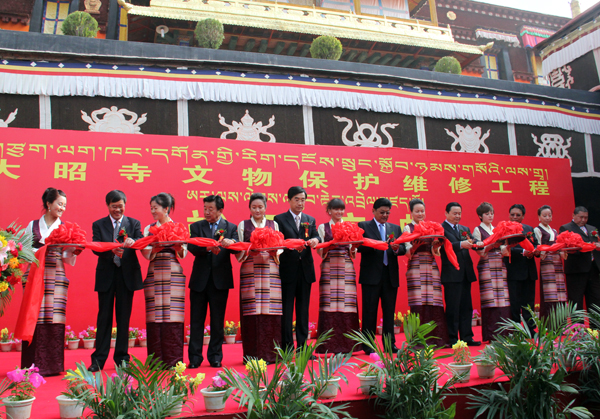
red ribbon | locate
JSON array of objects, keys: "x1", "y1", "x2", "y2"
[
  {"x1": 393, "y1": 221, "x2": 459, "y2": 270},
  {"x1": 480, "y1": 221, "x2": 535, "y2": 252},
  {"x1": 315, "y1": 222, "x2": 389, "y2": 251},
  {"x1": 537, "y1": 230, "x2": 596, "y2": 253}
]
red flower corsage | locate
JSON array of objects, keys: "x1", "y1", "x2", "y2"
[
  {"x1": 215, "y1": 229, "x2": 226, "y2": 242},
  {"x1": 301, "y1": 222, "x2": 310, "y2": 238},
  {"x1": 119, "y1": 228, "x2": 128, "y2": 240},
  {"x1": 387, "y1": 232, "x2": 395, "y2": 242},
  {"x1": 592, "y1": 230, "x2": 598, "y2": 238},
  {"x1": 460, "y1": 230, "x2": 469, "y2": 240}
]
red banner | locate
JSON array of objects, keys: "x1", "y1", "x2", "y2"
[{"x1": 0, "y1": 128, "x2": 574, "y2": 333}]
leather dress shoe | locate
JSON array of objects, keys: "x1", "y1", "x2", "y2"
[
  {"x1": 188, "y1": 362, "x2": 201, "y2": 369},
  {"x1": 391, "y1": 345, "x2": 399, "y2": 353},
  {"x1": 363, "y1": 347, "x2": 374, "y2": 355},
  {"x1": 210, "y1": 361, "x2": 222, "y2": 368},
  {"x1": 465, "y1": 340, "x2": 481, "y2": 347},
  {"x1": 88, "y1": 364, "x2": 100, "y2": 372}
]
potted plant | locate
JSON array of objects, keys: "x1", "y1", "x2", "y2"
[
  {"x1": 167, "y1": 362, "x2": 205, "y2": 416},
  {"x1": 356, "y1": 353, "x2": 382, "y2": 395},
  {"x1": 377, "y1": 318, "x2": 383, "y2": 335},
  {"x1": 58, "y1": 367, "x2": 87, "y2": 419},
  {"x1": 13, "y1": 337, "x2": 22, "y2": 352},
  {"x1": 473, "y1": 346, "x2": 496, "y2": 379},
  {"x1": 185, "y1": 324, "x2": 191, "y2": 345},
  {"x1": 138, "y1": 329, "x2": 147, "y2": 347},
  {"x1": 128, "y1": 327, "x2": 139, "y2": 347},
  {"x1": 224, "y1": 321, "x2": 238, "y2": 344},
  {"x1": 110, "y1": 327, "x2": 117, "y2": 348},
  {"x1": 79, "y1": 326, "x2": 96, "y2": 349},
  {"x1": 203, "y1": 326, "x2": 210, "y2": 345},
  {"x1": 1, "y1": 328, "x2": 13, "y2": 352},
  {"x1": 448, "y1": 340, "x2": 472, "y2": 382},
  {"x1": 0, "y1": 364, "x2": 46, "y2": 419},
  {"x1": 309, "y1": 322, "x2": 317, "y2": 339},
  {"x1": 292, "y1": 321, "x2": 297, "y2": 341},
  {"x1": 200, "y1": 371, "x2": 231, "y2": 412},
  {"x1": 65, "y1": 326, "x2": 79, "y2": 350},
  {"x1": 472, "y1": 310, "x2": 481, "y2": 327},
  {"x1": 394, "y1": 312, "x2": 404, "y2": 334}
]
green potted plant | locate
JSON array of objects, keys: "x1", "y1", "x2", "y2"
[
  {"x1": 110, "y1": 327, "x2": 117, "y2": 348},
  {"x1": 138, "y1": 329, "x2": 147, "y2": 347},
  {"x1": 203, "y1": 325, "x2": 210, "y2": 345},
  {"x1": 578, "y1": 307, "x2": 600, "y2": 405},
  {"x1": 394, "y1": 311, "x2": 404, "y2": 334},
  {"x1": 449, "y1": 340, "x2": 472, "y2": 382},
  {"x1": 433, "y1": 56, "x2": 462, "y2": 74},
  {"x1": 356, "y1": 353, "x2": 382, "y2": 395},
  {"x1": 128, "y1": 327, "x2": 139, "y2": 348},
  {"x1": 167, "y1": 362, "x2": 204, "y2": 416},
  {"x1": 58, "y1": 366, "x2": 87, "y2": 419},
  {"x1": 65, "y1": 325, "x2": 79, "y2": 350},
  {"x1": 79, "y1": 325, "x2": 96, "y2": 350},
  {"x1": 60, "y1": 11, "x2": 98, "y2": 38},
  {"x1": 0, "y1": 365, "x2": 46, "y2": 419},
  {"x1": 473, "y1": 346, "x2": 496, "y2": 379},
  {"x1": 224, "y1": 321, "x2": 239, "y2": 344},
  {"x1": 200, "y1": 371, "x2": 231, "y2": 412},
  {"x1": 309, "y1": 35, "x2": 343, "y2": 60},
  {"x1": 194, "y1": 18, "x2": 224, "y2": 49},
  {"x1": 0, "y1": 328, "x2": 12, "y2": 352}
]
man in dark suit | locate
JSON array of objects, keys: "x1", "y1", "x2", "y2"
[
  {"x1": 89, "y1": 190, "x2": 143, "y2": 372},
  {"x1": 357, "y1": 198, "x2": 405, "y2": 354},
  {"x1": 559, "y1": 206, "x2": 600, "y2": 319},
  {"x1": 187, "y1": 195, "x2": 238, "y2": 368},
  {"x1": 440, "y1": 202, "x2": 481, "y2": 346},
  {"x1": 274, "y1": 186, "x2": 320, "y2": 351},
  {"x1": 501, "y1": 204, "x2": 538, "y2": 335}
]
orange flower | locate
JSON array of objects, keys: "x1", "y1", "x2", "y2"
[{"x1": 8, "y1": 257, "x2": 19, "y2": 269}]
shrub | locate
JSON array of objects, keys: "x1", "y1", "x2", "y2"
[
  {"x1": 309, "y1": 35, "x2": 343, "y2": 60},
  {"x1": 433, "y1": 56, "x2": 462, "y2": 74},
  {"x1": 61, "y1": 12, "x2": 98, "y2": 38},
  {"x1": 195, "y1": 18, "x2": 224, "y2": 49}
]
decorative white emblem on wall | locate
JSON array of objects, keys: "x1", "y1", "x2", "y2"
[
  {"x1": 0, "y1": 108, "x2": 18, "y2": 127},
  {"x1": 548, "y1": 66, "x2": 574, "y2": 89},
  {"x1": 444, "y1": 124, "x2": 490, "y2": 153},
  {"x1": 532, "y1": 133, "x2": 572, "y2": 166},
  {"x1": 81, "y1": 106, "x2": 147, "y2": 134},
  {"x1": 218, "y1": 110, "x2": 276, "y2": 142},
  {"x1": 334, "y1": 116, "x2": 397, "y2": 147}
]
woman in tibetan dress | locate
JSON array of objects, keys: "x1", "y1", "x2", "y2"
[
  {"x1": 403, "y1": 198, "x2": 448, "y2": 347},
  {"x1": 315, "y1": 198, "x2": 359, "y2": 354},
  {"x1": 472, "y1": 202, "x2": 511, "y2": 342},
  {"x1": 237, "y1": 193, "x2": 282, "y2": 363},
  {"x1": 22, "y1": 187, "x2": 78, "y2": 376},
  {"x1": 141, "y1": 193, "x2": 187, "y2": 367},
  {"x1": 534, "y1": 205, "x2": 568, "y2": 318}
]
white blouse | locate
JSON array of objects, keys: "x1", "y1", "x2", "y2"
[{"x1": 25, "y1": 216, "x2": 76, "y2": 266}]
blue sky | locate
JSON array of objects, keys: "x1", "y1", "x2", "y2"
[{"x1": 476, "y1": 0, "x2": 596, "y2": 18}]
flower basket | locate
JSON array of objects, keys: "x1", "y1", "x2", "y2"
[
  {"x1": 201, "y1": 388, "x2": 227, "y2": 412},
  {"x1": 356, "y1": 372, "x2": 377, "y2": 395},
  {"x1": 128, "y1": 338, "x2": 136, "y2": 348},
  {"x1": 203, "y1": 335, "x2": 210, "y2": 345},
  {"x1": 1, "y1": 341, "x2": 12, "y2": 352},
  {"x1": 139, "y1": 338, "x2": 147, "y2": 347},
  {"x1": 224, "y1": 334, "x2": 236, "y2": 344},
  {"x1": 66, "y1": 340, "x2": 79, "y2": 350},
  {"x1": 3, "y1": 397, "x2": 36, "y2": 419},
  {"x1": 110, "y1": 338, "x2": 116, "y2": 348},
  {"x1": 56, "y1": 395, "x2": 85, "y2": 419},
  {"x1": 475, "y1": 362, "x2": 496, "y2": 379},
  {"x1": 82, "y1": 339, "x2": 95, "y2": 349},
  {"x1": 448, "y1": 363, "x2": 472, "y2": 383},
  {"x1": 319, "y1": 376, "x2": 341, "y2": 399}
]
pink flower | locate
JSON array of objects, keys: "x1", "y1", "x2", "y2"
[
  {"x1": 375, "y1": 361, "x2": 384, "y2": 368},
  {"x1": 369, "y1": 352, "x2": 380, "y2": 362},
  {"x1": 213, "y1": 375, "x2": 227, "y2": 388},
  {"x1": 29, "y1": 373, "x2": 46, "y2": 388},
  {"x1": 1, "y1": 263, "x2": 8, "y2": 271},
  {"x1": 7, "y1": 240, "x2": 16, "y2": 251},
  {"x1": 7, "y1": 368, "x2": 25, "y2": 383}
]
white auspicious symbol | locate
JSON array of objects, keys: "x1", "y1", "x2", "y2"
[
  {"x1": 334, "y1": 116, "x2": 397, "y2": 148},
  {"x1": 444, "y1": 124, "x2": 490, "y2": 153},
  {"x1": 532, "y1": 133, "x2": 572, "y2": 166},
  {"x1": 218, "y1": 110, "x2": 276, "y2": 142},
  {"x1": 0, "y1": 108, "x2": 18, "y2": 127},
  {"x1": 81, "y1": 106, "x2": 147, "y2": 134}
]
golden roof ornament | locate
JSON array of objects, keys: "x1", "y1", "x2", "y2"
[{"x1": 84, "y1": 0, "x2": 102, "y2": 14}]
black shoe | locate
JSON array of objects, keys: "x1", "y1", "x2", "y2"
[
  {"x1": 363, "y1": 347, "x2": 374, "y2": 355},
  {"x1": 209, "y1": 361, "x2": 222, "y2": 368},
  {"x1": 309, "y1": 355, "x2": 317, "y2": 361},
  {"x1": 188, "y1": 362, "x2": 201, "y2": 369},
  {"x1": 465, "y1": 340, "x2": 481, "y2": 347},
  {"x1": 391, "y1": 345, "x2": 399, "y2": 353},
  {"x1": 88, "y1": 364, "x2": 100, "y2": 372}
]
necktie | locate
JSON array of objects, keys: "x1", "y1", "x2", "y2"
[
  {"x1": 378, "y1": 223, "x2": 388, "y2": 266},
  {"x1": 113, "y1": 220, "x2": 121, "y2": 267},
  {"x1": 453, "y1": 224, "x2": 458, "y2": 236},
  {"x1": 295, "y1": 215, "x2": 300, "y2": 231},
  {"x1": 581, "y1": 226, "x2": 588, "y2": 235},
  {"x1": 211, "y1": 223, "x2": 217, "y2": 236}
]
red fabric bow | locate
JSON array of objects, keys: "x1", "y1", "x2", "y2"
[
  {"x1": 247, "y1": 228, "x2": 306, "y2": 250},
  {"x1": 480, "y1": 221, "x2": 534, "y2": 252},
  {"x1": 130, "y1": 222, "x2": 191, "y2": 249},
  {"x1": 45, "y1": 222, "x2": 86, "y2": 245},
  {"x1": 314, "y1": 222, "x2": 388, "y2": 251},
  {"x1": 537, "y1": 231, "x2": 596, "y2": 253},
  {"x1": 393, "y1": 221, "x2": 459, "y2": 270}
]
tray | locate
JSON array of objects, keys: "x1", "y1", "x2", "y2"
[
  {"x1": 152, "y1": 240, "x2": 186, "y2": 247},
  {"x1": 418, "y1": 235, "x2": 445, "y2": 242},
  {"x1": 250, "y1": 246, "x2": 288, "y2": 251},
  {"x1": 561, "y1": 247, "x2": 581, "y2": 254},
  {"x1": 47, "y1": 243, "x2": 85, "y2": 248},
  {"x1": 333, "y1": 241, "x2": 363, "y2": 246},
  {"x1": 498, "y1": 233, "x2": 526, "y2": 245}
]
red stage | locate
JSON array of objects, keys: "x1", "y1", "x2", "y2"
[{"x1": 0, "y1": 328, "x2": 506, "y2": 419}]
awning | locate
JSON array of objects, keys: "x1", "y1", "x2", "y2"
[
  {"x1": 475, "y1": 28, "x2": 520, "y2": 48},
  {"x1": 520, "y1": 25, "x2": 555, "y2": 48}
]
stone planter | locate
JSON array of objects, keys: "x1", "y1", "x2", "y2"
[
  {"x1": 203, "y1": 335, "x2": 210, "y2": 345},
  {"x1": 3, "y1": 397, "x2": 35, "y2": 419},
  {"x1": 225, "y1": 334, "x2": 236, "y2": 344},
  {"x1": 356, "y1": 373, "x2": 377, "y2": 395},
  {"x1": 201, "y1": 388, "x2": 227, "y2": 412},
  {"x1": 82, "y1": 339, "x2": 95, "y2": 349},
  {"x1": 1, "y1": 341, "x2": 13, "y2": 352},
  {"x1": 128, "y1": 338, "x2": 136, "y2": 347},
  {"x1": 110, "y1": 338, "x2": 116, "y2": 348},
  {"x1": 475, "y1": 362, "x2": 496, "y2": 379},
  {"x1": 66, "y1": 340, "x2": 79, "y2": 350},
  {"x1": 394, "y1": 326, "x2": 400, "y2": 334},
  {"x1": 319, "y1": 376, "x2": 341, "y2": 399},
  {"x1": 448, "y1": 363, "x2": 472, "y2": 383},
  {"x1": 56, "y1": 395, "x2": 85, "y2": 419},
  {"x1": 376, "y1": 326, "x2": 383, "y2": 335},
  {"x1": 139, "y1": 338, "x2": 147, "y2": 347}
]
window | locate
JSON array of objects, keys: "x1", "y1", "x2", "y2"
[
  {"x1": 482, "y1": 54, "x2": 499, "y2": 80},
  {"x1": 42, "y1": 0, "x2": 71, "y2": 35}
]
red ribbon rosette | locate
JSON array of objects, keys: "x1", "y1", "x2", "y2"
[
  {"x1": 315, "y1": 222, "x2": 388, "y2": 251},
  {"x1": 130, "y1": 222, "x2": 191, "y2": 249},
  {"x1": 480, "y1": 221, "x2": 534, "y2": 252},
  {"x1": 250, "y1": 227, "x2": 285, "y2": 249},
  {"x1": 393, "y1": 221, "x2": 459, "y2": 270},
  {"x1": 45, "y1": 221, "x2": 86, "y2": 245},
  {"x1": 537, "y1": 231, "x2": 596, "y2": 253}
]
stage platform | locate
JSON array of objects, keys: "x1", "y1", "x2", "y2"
[{"x1": 0, "y1": 327, "x2": 505, "y2": 419}]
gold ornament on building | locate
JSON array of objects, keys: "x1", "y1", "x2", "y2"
[
  {"x1": 84, "y1": 0, "x2": 102, "y2": 14},
  {"x1": 447, "y1": 11, "x2": 457, "y2": 20}
]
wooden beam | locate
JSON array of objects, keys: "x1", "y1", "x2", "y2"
[
  {"x1": 379, "y1": 53, "x2": 393, "y2": 65},
  {"x1": 342, "y1": 50, "x2": 358, "y2": 61},
  {"x1": 428, "y1": 0, "x2": 438, "y2": 26},
  {"x1": 299, "y1": 44, "x2": 310, "y2": 57},
  {"x1": 367, "y1": 52, "x2": 381, "y2": 64},
  {"x1": 273, "y1": 41, "x2": 285, "y2": 54},
  {"x1": 356, "y1": 51, "x2": 368, "y2": 62},
  {"x1": 353, "y1": 0, "x2": 362, "y2": 14},
  {"x1": 287, "y1": 42, "x2": 298, "y2": 55},
  {"x1": 258, "y1": 39, "x2": 268, "y2": 53},
  {"x1": 244, "y1": 39, "x2": 256, "y2": 52},
  {"x1": 389, "y1": 55, "x2": 403, "y2": 66},
  {"x1": 228, "y1": 36, "x2": 238, "y2": 50}
]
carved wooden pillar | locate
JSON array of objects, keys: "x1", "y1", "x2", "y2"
[
  {"x1": 428, "y1": 0, "x2": 438, "y2": 26},
  {"x1": 29, "y1": 0, "x2": 44, "y2": 32}
]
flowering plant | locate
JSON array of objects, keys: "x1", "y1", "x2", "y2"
[
  {"x1": 65, "y1": 325, "x2": 79, "y2": 342},
  {"x1": 452, "y1": 340, "x2": 471, "y2": 365},
  {"x1": 359, "y1": 352, "x2": 385, "y2": 376},
  {"x1": 394, "y1": 312, "x2": 404, "y2": 327},
  {"x1": 245, "y1": 359, "x2": 267, "y2": 381},
  {"x1": 138, "y1": 329, "x2": 147, "y2": 340},
  {"x1": 224, "y1": 321, "x2": 239, "y2": 335},
  {"x1": 204, "y1": 326, "x2": 211, "y2": 337},
  {"x1": 0, "y1": 364, "x2": 46, "y2": 401},
  {"x1": 207, "y1": 371, "x2": 231, "y2": 391},
  {"x1": 79, "y1": 325, "x2": 96, "y2": 340},
  {"x1": 169, "y1": 361, "x2": 204, "y2": 402},
  {"x1": 0, "y1": 327, "x2": 12, "y2": 343},
  {"x1": 0, "y1": 222, "x2": 37, "y2": 316},
  {"x1": 309, "y1": 322, "x2": 316, "y2": 332},
  {"x1": 111, "y1": 327, "x2": 117, "y2": 339},
  {"x1": 472, "y1": 309, "x2": 481, "y2": 319},
  {"x1": 292, "y1": 320, "x2": 296, "y2": 332},
  {"x1": 128, "y1": 327, "x2": 140, "y2": 339}
]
